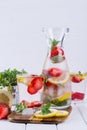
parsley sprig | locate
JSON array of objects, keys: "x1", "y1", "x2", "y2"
[{"x1": 0, "y1": 68, "x2": 27, "y2": 87}]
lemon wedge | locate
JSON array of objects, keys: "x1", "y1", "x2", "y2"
[
  {"x1": 47, "y1": 71, "x2": 70, "y2": 85},
  {"x1": 34, "y1": 109, "x2": 58, "y2": 118},
  {"x1": 55, "y1": 110, "x2": 69, "y2": 117},
  {"x1": 52, "y1": 92, "x2": 71, "y2": 103},
  {"x1": 0, "y1": 90, "x2": 13, "y2": 107}
]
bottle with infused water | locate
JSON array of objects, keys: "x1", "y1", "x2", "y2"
[{"x1": 41, "y1": 27, "x2": 72, "y2": 109}]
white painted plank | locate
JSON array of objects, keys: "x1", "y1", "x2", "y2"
[
  {"x1": 0, "y1": 120, "x2": 25, "y2": 130},
  {"x1": 58, "y1": 104, "x2": 87, "y2": 130},
  {"x1": 76, "y1": 102, "x2": 87, "y2": 124},
  {"x1": 26, "y1": 124, "x2": 57, "y2": 130}
]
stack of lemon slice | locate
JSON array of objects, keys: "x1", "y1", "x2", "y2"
[{"x1": 34, "y1": 109, "x2": 69, "y2": 118}]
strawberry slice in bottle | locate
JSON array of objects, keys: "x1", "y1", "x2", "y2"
[{"x1": 48, "y1": 68, "x2": 62, "y2": 77}]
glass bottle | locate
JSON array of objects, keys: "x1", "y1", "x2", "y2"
[{"x1": 41, "y1": 27, "x2": 72, "y2": 109}]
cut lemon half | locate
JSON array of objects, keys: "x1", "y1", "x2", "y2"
[
  {"x1": 47, "y1": 71, "x2": 70, "y2": 85},
  {"x1": 52, "y1": 92, "x2": 71, "y2": 102},
  {"x1": 0, "y1": 90, "x2": 13, "y2": 107},
  {"x1": 55, "y1": 110, "x2": 69, "y2": 117},
  {"x1": 34, "y1": 109, "x2": 58, "y2": 118}
]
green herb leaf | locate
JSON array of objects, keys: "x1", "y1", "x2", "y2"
[
  {"x1": 16, "y1": 102, "x2": 27, "y2": 113},
  {"x1": 50, "y1": 39, "x2": 59, "y2": 50},
  {"x1": 0, "y1": 68, "x2": 27, "y2": 87},
  {"x1": 41, "y1": 103, "x2": 51, "y2": 115},
  {"x1": 51, "y1": 99, "x2": 67, "y2": 106}
]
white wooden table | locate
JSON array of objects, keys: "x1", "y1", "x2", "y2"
[{"x1": 0, "y1": 99, "x2": 87, "y2": 130}]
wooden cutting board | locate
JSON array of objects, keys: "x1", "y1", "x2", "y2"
[{"x1": 8, "y1": 106, "x2": 72, "y2": 124}]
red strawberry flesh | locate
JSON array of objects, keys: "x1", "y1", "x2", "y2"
[
  {"x1": 72, "y1": 92, "x2": 85, "y2": 100},
  {"x1": 71, "y1": 75, "x2": 82, "y2": 83},
  {"x1": 0, "y1": 103, "x2": 10, "y2": 120},
  {"x1": 51, "y1": 46, "x2": 64, "y2": 57},
  {"x1": 31, "y1": 77, "x2": 43, "y2": 91},
  {"x1": 27, "y1": 84, "x2": 37, "y2": 95},
  {"x1": 48, "y1": 68, "x2": 62, "y2": 77}
]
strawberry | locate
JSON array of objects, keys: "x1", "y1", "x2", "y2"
[
  {"x1": 0, "y1": 102, "x2": 10, "y2": 120},
  {"x1": 27, "y1": 84, "x2": 37, "y2": 95},
  {"x1": 21, "y1": 100, "x2": 30, "y2": 107},
  {"x1": 29, "y1": 101, "x2": 42, "y2": 108},
  {"x1": 50, "y1": 46, "x2": 64, "y2": 57},
  {"x1": 31, "y1": 77, "x2": 43, "y2": 91},
  {"x1": 48, "y1": 68, "x2": 62, "y2": 77},
  {"x1": 45, "y1": 81, "x2": 58, "y2": 88},
  {"x1": 71, "y1": 75, "x2": 82, "y2": 83},
  {"x1": 21, "y1": 100, "x2": 42, "y2": 108},
  {"x1": 72, "y1": 92, "x2": 85, "y2": 100}
]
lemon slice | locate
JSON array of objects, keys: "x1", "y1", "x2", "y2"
[
  {"x1": 16, "y1": 75, "x2": 25, "y2": 82},
  {"x1": 47, "y1": 71, "x2": 70, "y2": 85},
  {"x1": 0, "y1": 90, "x2": 13, "y2": 107},
  {"x1": 52, "y1": 92, "x2": 71, "y2": 102},
  {"x1": 34, "y1": 109, "x2": 58, "y2": 118},
  {"x1": 55, "y1": 110, "x2": 69, "y2": 117}
]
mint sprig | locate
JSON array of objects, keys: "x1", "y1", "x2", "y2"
[
  {"x1": 16, "y1": 102, "x2": 27, "y2": 113},
  {"x1": 41, "y1": 103, "x2": 51, "y2": 115},
  {"x1": 50, "y1": 38, "x2": 59, "y2": 50}
]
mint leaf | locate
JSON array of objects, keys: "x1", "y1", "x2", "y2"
[
  {"x1": 50, "y1": 39, "x2": 59, "y2": 50},
  {"x1": 51, "y1": 99, "x2": 67, "y2": 106},
  {"x1": 41, "y1": 103, "x2": 51, "y2": 115},
  {"x1": 16, "y1": 102, "x2": 27, "y2": 113}
]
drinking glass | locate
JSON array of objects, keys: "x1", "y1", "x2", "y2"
[
  {"x1": 71, "y1": 72, "x2": 87, "y2": 103},
  {"x1": 16, "y1": 74, "x2": 43, "y2": 104}
]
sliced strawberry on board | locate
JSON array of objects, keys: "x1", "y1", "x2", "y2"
[
  {"x1": 21, "y1": 100, "x2": 42, "y2": 108},
  {"x1": 48, "y1": 68, "x2": 62, "y2": 77},
  {"x1": 28, "y1": 101, "x2": 42, "y2": 108},
  {"x1": 27, "y1": 84, "x2": 37, "y2": 95},
  {"x1": 71, "y1": 75, "x2": 82, "y2": 83},
  {"x1": 0, "y1": 102, "x2": 10, "y2": 120},
  {"x1": 31, "y1": 76, "x2": 43, "y2": 91}
]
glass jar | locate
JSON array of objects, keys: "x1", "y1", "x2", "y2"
[
  {"x1": 17, "y1": 74, "x2": 43, "y2": 104},
  {"x1": 41, "y1": 27, "x2": 72, "y2": 109},
  {"x1": 71, "y1": 72, "x2": 87, "y2": 103}
]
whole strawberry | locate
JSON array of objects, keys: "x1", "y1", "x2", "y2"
[{"x1": 0, "y1": 102, "x2": 10, "y2": 120}]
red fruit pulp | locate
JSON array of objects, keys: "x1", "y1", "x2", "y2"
[
  {"x1": 21, "y1": 100, "x2": 42, "y2": 108},
  {"x1": 27, "y1": 84, "x2": 37, "y2": 95},
  {"x1": 0, "y1": 103, "x2": 10, "y2": 119},
  {"x1": 31, "y1": 77, "x2": 43, "y2": 91},
  {"x1": 48, "y1": 67, "x2": 62, "y2": 77},
  {"x1": 50, "y1": 46, "x2": 64, "y2": 57},
  {"x1": 71, "y1": 75, "x2": 82, "y2": 83},
  {"x1": 29, "y1": 101, "x2": 42, "y2": 108},
  {"x1": 72, "y1": 92, "x2": 85, "y2": 100}
]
